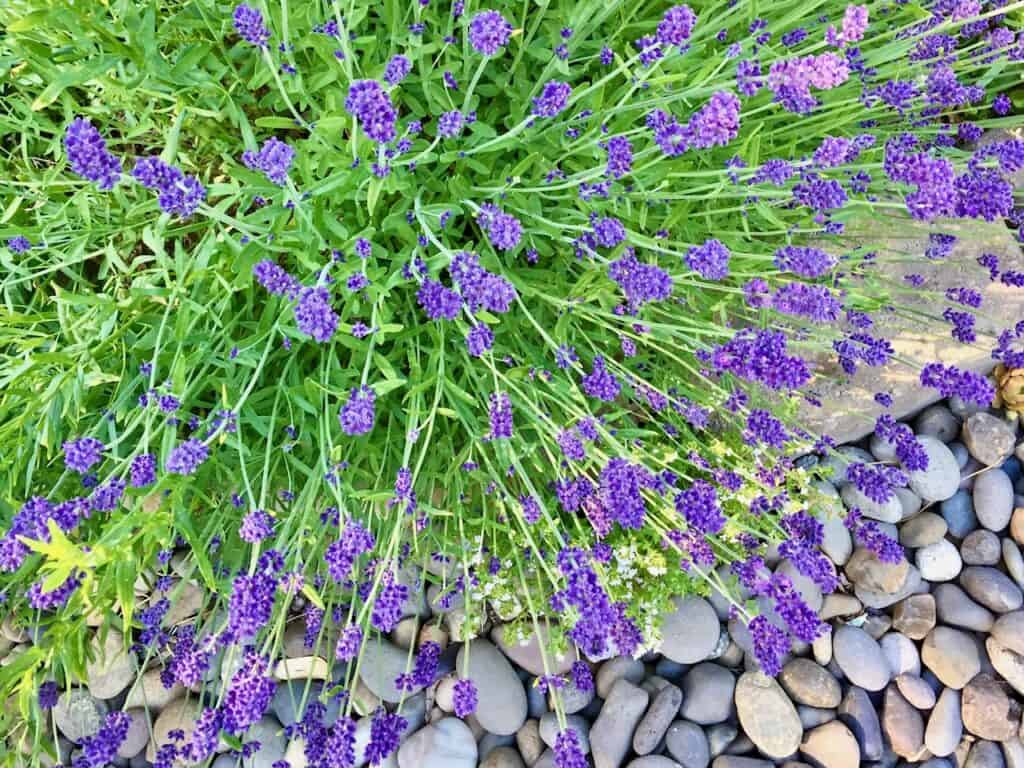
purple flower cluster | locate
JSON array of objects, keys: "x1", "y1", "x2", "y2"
[
  {"x1": 469, "y1": 10, "x2": 513, "y2": 56},
  {"x1": 532, "y1": 81, "x2": 571, "y2": 118},
  {"x1": 488, "y1": 392, "x2": 513, "y2": 439},
  {"x1": 553, "y1": 729, "x2": 589, "y2": 768},
  {"x1": 65, "y1": 118, "x2": 122, "y2": 189},
  {"x1": 466, "y1": 324, "x2": 495, "y2": 357},
  {"x1": 552, "y1": 547, "x2": 641, "y2": 658},
  {"x1": 608, "y1": 250, "x2": 672, "y2": 307},
  {"x1": 418, "y1": 279, "x2": 462, "y2": 320},
  {"x1": 371, "y1": 571, "x2": 409, "y2": 632},
  {"x1": 166, "y1": 438, "x2": 209, "y2": 475},
  {"x1": 771, "y1": 283, "x2": 842, "y2": 323},
  {"x1": 656, "y1": 5, "x2": 697, "y2": 47},
  {"x1": 221, "y1": 650, "x2": 276, "y2": 735},
  {"x1": 687, "y1": 91, "x2": 742, "y2": 149},
  {"x1": 294, "y1": 286, "x2": 339, "y2": 342},
  {"x1": 253, "y1": 260, "x2": 300, "y2": 298},
  {"x1": 449, "y1": 251, "x2": 517, "y2": 312},
  {"x1": 773, "y1": 245, "x2": 837, "y2": 278},
  {"x1": 132, "y1": 157, "x2": 206, "y2": 218},
  {"x1": 396, "y1": 641, "x2": 441, "y2": 691},
  {"x1": 239, "y1": 509, "x2": 274, "y2": 543},
  {"x1": 768, "y1": 53, "x2": 850, "y2": 113},
  {"x1": 745, "y1": 409, "x2": 791, "y2": 448},
  {"x1": 674, "y1": 480, "x2": 725, "y2": 534},
  {"x1": 324, "y1": 519, "x2": 375, "y2": 582},
  {"x1": 7, "y1": 235, "x2": 31, "y2": 253},
  {"x1": 581, "y1": 356, "x2": 620, "y2": 401},
  {"x1": 704, "y1": 329, "x2": 811, "y2": 392},
  {"x1": 345, "y1": 80, "x2": 398, "y2": 144},
  {"x1": 384, "y1": 54, "x2": 412, "y2": 85},
  {"x1": 686, "y1": 239, "x2": 731, "y2": 281},
  {"x1": 339, "y1": 386, "x2": 376, "y2": 435},
  {"x1": 747, "y1": 614, "x2": 791, "y2": 676},
  {"x1": 241, "y1": 137, "x2": 294, "y2": 184},
  {"x1": 233, "y1": 4, "x2": 270, "y2": 46},
  {"x1": 77, "y1": 711, "x2": 131, "y2": 767},
  {"x1": 64, "y1": 436, "x2": 104, "y2": 474},
  {"x1": 599, "y1": 458, "x2": 654, "y2": 529},
  {"x1": 605, "y1": 136, "x2": 633, "y2": 179},
  {"x1": 874, "y1": 415, "x2": 929, "y2": 472},
  {"x1": 478, "y1": 204, "x2": 523, "y2": 251},
  {"x1": 920, "y1": 362, "x2": 995, "y2": 406},
  {"x1": 453, "y1": 678, "x2": 478, "y2": 717}
]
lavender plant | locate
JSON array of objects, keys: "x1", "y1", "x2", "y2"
[{"x1": 0, "y1": 0, "x2": 1022, "y2": 763}]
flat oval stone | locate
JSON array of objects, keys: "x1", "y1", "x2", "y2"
[
  {"x1": 846, "y1": 548, "x2": 910, "y2": 594},
  {"x1": 925, "y1": 688, "x2": 962, "y2": 757},
  {"x1": 985, "y1": 637, "x2": 1024, "y2": 696},
  {"x1": 992, "y1": 610, "x2": 1024, "y2": 655},
  {"x1": 492, "y1": 624, "x2": 577, "y2": 676},
  {"x1": 665, "y1": 721, "x2": 710, "y2": 768},
  {"x1": 909, "y1": 437, "x2": 961, "y2": 502},
  {"x1": 779, "y1": 659, "x2": 841, "y2": 708},
  {"x1": 457, "y1": 639, "x2": 527, "y2": 736},
  {"x1": 963, "y1": 412, "x2": 1015, "y2": 467},
  {"x1": 965, "y1": 741, "x2": 1006, "y2": 768},
  {"x1": 881, "y1": 632, "x2": 921, "y2": 677},
  {"x1": 934, "y1": 583, "x2": 995, "y2": 632},
  {"x1": 892, "y1": 594, "x2": 936, "y2": 640},
  {"x1": 734, "y1": 672, "x2": 803, "y2": 760},
  {"x1": 597, "y1": 656, "x2": 645, "y2": 699},
  {"x1": 838, "y1": 686, "x2": 883, "y2": 761},
  {"x1": 1003, "y1": 539, "x2": 1024, "y2": 588},
  {"x1": 882, "y1": 685, "x2": 924, "y2": 758},
  {"x1": 480, "y1": 747, "x2": 525, "y2": 768},
  {"x1": 941, "y1": 490, "x2": 978, "y2": 539},
  {"x1": 832, "y1": 625, "x2": 890, "y2": 692},
  {"x1": 86, "y1": 630, "x2": 137, "y2": 700},
  {"x1": 591, "y1": 680, "x2": 650, "y2": 768},
  {"x1": 53, "y1": 688, "x2": 108, "y2": 744},
  {"x1": 659, "y1": 597, "x2": 720, "y2": 664},
  {"x1": 961, "y1": 672, "x2": 1022, "y2": 741},
  {"x1": 709, "y1": 759, "x2": 772, "y2": 768},
  {"x1": 360, "y1": 639, "x2": 420, "y2": 703},
  {"x1": 961, "y1": 529, "x2": 1001, "y2": 565},
  {"x1": 922, "y1": 627, "x2": 981, "y2": 689},
  {"x1": 974, "y1": 469, "x2": 1015, "y2": 531},
  {"x1": 633, "y1": 684, "x2": 683, "y2": 755},
  {"x1": 798, "y1": 706, "x2": 835, "y2": 729},
  {"x1": 896, "y1": 674, "x2": 937, "y2": 709},
  {"x1": 627, "y1": 758, "x2": 683, "y2": 768},
  {"x1": 539, "y1": 712, "x2": 590, "y2": 754},
  {"x1": 841, "y1": 484, "x2": 902, "y2": 523},
  {"x1": 855, "y1": 565, "x2": 922, "y2": 609},
  {"x1": 901, "y1": 512, "x2": 949, "y2": 548},
  {"x1": 799, "y1": 720, "x2": 858, "y2": 768},
  {"x1": 397, "y1": 718, "x2": 477, "y2": 768},
  {"x1": 680, "y1": 663, "x2": 735, "y2": 725},
  {"x1": 917, "y1": 539, "x2": 963, "y2": 582},
  {"x1": 916, "y1": 406, "x2": 961, "y2": 442},
  {"x1": 961, "y1": 566, "x2": 1024, "y2": 613}
]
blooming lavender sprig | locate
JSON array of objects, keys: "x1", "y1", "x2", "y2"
[
  {"x1": 233, "y1": 4, "x2": 270, "y2": 46},
  {"x1": 469, "y1": 10, "x2": 513, "y2": 56},
  {"x1": 242, "y1": 137, "x2": 294, "y2": 184},
  {"x1": 65, "y1": 118, "x2": 122, "y2": 189}
]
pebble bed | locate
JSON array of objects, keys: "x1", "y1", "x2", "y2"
[{"x1": 14, "y1": 396, "x2": 1024, "y2": 768}]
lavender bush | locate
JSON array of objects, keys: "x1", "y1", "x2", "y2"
[{"x1": 0, "y1": 0, "x2": 1022, "y2": 762}]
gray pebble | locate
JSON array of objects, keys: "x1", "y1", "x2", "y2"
[
  {"x1": 480, "y1": 746, "x2": 525, "y2": 768},
  {"x1": 961, "y1": 529, "x2": 1002, "y2": 565},
  {"x1": 950, "y1": 441, "x2": 970, "y2": 468},
  {"x1": 916, "y1": 538, "x2": 963, "y2": 582},
  {"x1": 665, "y1": 721, "x2": 710, "y2": 768},
  {"x1": 925, "y1": 688, "x2": 962, "y2": 757},
  {"x1": 627, "y1": 758, "x2": 684, "y2": 768},
  {"x1": 705, "y1": 723, "x2": 738, "y2": 758},
  {"x1": 900, "y1": 512, "x2": 949, "y2": 548},
  {"x1": 922, "y1": 627, "x2": 981, "y2": 689},
  {"x1": 659, "y1": 598, "x2": 721, "y2": 664},
  {"x1": 961, "y1": 566, "x2": 1024, "y2": 613},
  {"x1": 539, "y1": 712, "x2": 590, "y2": 754},
  {"x1": 1003, "y1": 540, "x2": 1024, "y2": 589},
  {"x1": 797, "y1": 706, "x2": 836, "y2": 729},
  {"x1": 53, "y1": 688, "x2": 108, "y2": 744},
  {"x1": 965, "y1": 740, "x2": 1006, "y2": 768},
  {"x1": 963, "y1": 412, "x2": 1016, "y2": 467},
  {"x1": 634, "y1": 684, "x2": 683, "y2": 755},
  {"x1": 838, "y1": 686, "x2": 883, "y2": 761},
  {"x1": 895, "y1": 674, "x2": 936, "y2": 709},
  {"x1": 596, "y1": 656, "x2": 645, "y2": 699},
  {"x1": 915, "y1": 405, "x2": 960, "y2": 442},
  {"x1": 590, "y1": 679, "x2": 649, "y2": 768},
  {"x1": 934, "y1": 583, "x2": 995, "y2": 631},
  {"x1": 909, "y1": 437, "x2": 961, "y2": 502},
  {"x1": 779, "y1": 659, "x2": 841, "y2": 708},
  {"x1": 832, "y1": 626, "x2": 890, "y2": 691},
  {"x1": 940, "y1": 490, "x2": 977, "y2": 539},
  {"x1": 680, "y1": 663, "x2": 735, "y2": 725},
  {"x1": 974, "y1": 469, "x2": 1015, "y2": 531}
]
